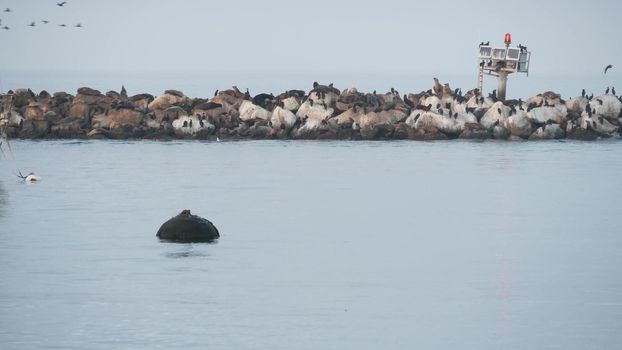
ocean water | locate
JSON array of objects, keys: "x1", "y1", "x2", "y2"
[{"x1": 0, "y1": 139, "x2": 621, "y2": 349}]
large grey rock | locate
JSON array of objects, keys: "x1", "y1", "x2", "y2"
[{"x1": 157, "y1": 210, "x2": 220, "y2": 243}]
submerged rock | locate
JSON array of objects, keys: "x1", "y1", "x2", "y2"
[{"x1": 157, "y1": 210, "x2": 220, "y2": 243}]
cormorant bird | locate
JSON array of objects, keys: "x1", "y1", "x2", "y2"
[
  {"x1": 57, "y1": 1, "x2": 67, "y2": 6},
  {"x1": 28, "y1": 22, "x2": 35, "y2": 27},
  {"x1": 613, "y1": 87, "x2": 616, "y2": 95},
  {"x1": 605, "y1": 87, "x2": 610, "y2": 94},
  {"x1": 585, "y1": 104, "x2": 592, "y2": 117},
  {"x1": 189, "y1": 120, "x2": 193, "y2": 128},
  {"x1": 604, "y1": 64, "x2": 613, "y2": 74},
  {"x1": 581, "y1": 89, "x2": 585, "y2": 98},
  {"x1": 183, "y1": 120, "x2": 188, "y2": 127},
  {"x1": 214, "y1": 89, "x2": 218, "y2": 97}
]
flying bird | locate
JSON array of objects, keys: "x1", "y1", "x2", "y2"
[
  {"x1": 42, "y1": 20, "x2": 49, "y2": 24},
  {"x1": 604, "y1": 64, "x2": 613, "y2": 74},
  {"x1": 57, "y1": 1, "x2": 67, "y2": 6},
  {"x1": 74, "y1": 23, "x2": 82, "y2": 28},
  {"x1": 28, "y1": 21, "x2": 35, "y2": 27},
  {"x1": 4, "y1": 8, "x2": 10, "y2": 12},
  {"x1": 58, "y1": 24, "x2": 66, "y2": 27},
  {"x1": 2, "y1": 26, "x2": 9, "y2": 30}
]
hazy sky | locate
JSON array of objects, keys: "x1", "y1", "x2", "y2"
[{"x1": 0, "y1": 0, "x2": 620, "y2": 96}]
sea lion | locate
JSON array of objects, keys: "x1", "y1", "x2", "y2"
[{"x1": 157, "y1": 210, "x2": 220, "y2": 243}]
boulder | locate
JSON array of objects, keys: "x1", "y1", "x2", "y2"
[
  {"x1": 506, "y1": 110, "x2": 533, "y2": 138},
  {"x1": 589, "y1": 95, "x2": 622, "y2": 120},
  {"x1": 410, "y1": 111, "x2": 463, "y2": 135},
  {"x1": 172, "y1": 115, "x2": 214, "y2": 136},
  {"x1": 296, "y1": 100, "x2": 334, "y2": 121},
  {"x1": 281, "y1": 96, "x2": 300, "y2": 111},
  {"x1": 270, "y1": 106, "x2": 298, "y2": 129},
  {"x1": 156, "y1": 210, "x2": 220, "y2": 243},
  {"x1": 239, "y1": 100, "x2": 271, "y2": 121},
  {"x1": 527, "y1": 105, "x2": 567, "y2": 124},
  {"x1": 148, "y1": 91, "x2": 191, "y2": 111},
  {"x1": 100, "y1": 109, "x2": 145, "y2": 129},
  {"x1": 480, "y1": 102, "x2": 510, "y2": 129},
  {"x1": 459, "y1": 123, "x2": 491, "y2": 139}
]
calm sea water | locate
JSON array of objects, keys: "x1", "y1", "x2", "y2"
[{"x1": 1, "y1": 139, "x2": 621, "y2": 349}]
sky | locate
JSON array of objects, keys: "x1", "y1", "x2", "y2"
[{"x1": 0, "y1": 0, "x2": 620, "y2": 97}]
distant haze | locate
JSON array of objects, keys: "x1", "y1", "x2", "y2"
[{"x1": 0, "y1": 0, "x2": 620, "y2": 97}]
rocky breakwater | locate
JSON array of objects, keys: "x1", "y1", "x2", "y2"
[{"x1": 1, "y1": 81, "x2": 621, "y2": 141}]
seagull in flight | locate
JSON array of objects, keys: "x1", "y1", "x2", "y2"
[
  {"x1": 74, "y1": 23, "x2": 82, "y2": 28},
  {"x1": 604, "y1": 64, "x2": 613, "y2": 74},
  {"x1": 57, "y1": 1, "x2": 67, "y2": 6},
  {"x1": 42, "y1": 20, "x2": 49, "y2": 24},
  {"x1": 28, "y1": 21, "x2": 36, "y2": 27}
]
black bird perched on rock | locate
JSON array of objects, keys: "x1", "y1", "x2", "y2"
[
  {"x1": 28, "y1": 22, "x2": 35, "y2": 27},
  {"x1": 581, "y1": 89, "x2": 586, "y2": 98},
  {"x1": 183, "y1": 120, "x2": 188, "y2": 127},
  {"x1": 57, "y1": 1, "x2": 67, "y2": 6},
  {"x1": 214, "y1": 89, "x2": 218, "y2": 97},
  {"x1": 585, "y1": 104, "x2": 592, "y2": 117},
  {"x1": 497, "y1": 108, "x2": 502, "y2": 115},
  {"x1": 597, "y1": 98, "x2": 603, "y2": 105},
  {"x1": 613, "y1": 87, "x2": 616, "y2": 96},
  {"x1": 604, "y1": 64, "x2": 613, "y2": 74},
  {"x1": 189, "y1": 120, "x2": 193, "y2": 128},
  {"x1": 605, "y1": 87, "x2": 610, "y2": 94}
]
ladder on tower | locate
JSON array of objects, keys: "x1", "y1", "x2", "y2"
[{"x1": 477, "y1": 67, "x2": 484, "y2": 95}]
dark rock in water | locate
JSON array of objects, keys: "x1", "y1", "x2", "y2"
[{"x1": 157, "y1": 210, "x2": 220, "y2": 243}]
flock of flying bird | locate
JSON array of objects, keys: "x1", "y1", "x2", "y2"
[{"x1": 0, "y1": 2, "x2": 82, "y2": 31}]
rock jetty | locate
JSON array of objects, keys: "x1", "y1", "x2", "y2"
[{"x1": 1, "y1": 81, "x2": 621, "y2": 141}]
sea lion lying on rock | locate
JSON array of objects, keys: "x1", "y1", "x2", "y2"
[{"x1": 157, "y1": 210, "x2": 220, "y2": 243}]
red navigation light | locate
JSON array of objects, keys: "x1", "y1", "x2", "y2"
[{"x1": 504, "y1": 33, "x2": 512, "y2": 45}]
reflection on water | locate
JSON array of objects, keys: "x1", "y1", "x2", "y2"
[
  {"x1": 0, "y1": 180, "x2": 6, "y2": 218},
  {"x1": 162, "y1": 242, "x2": 217, "y2": 259}
]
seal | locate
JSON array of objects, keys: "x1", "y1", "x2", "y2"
[{"x1": 156, "y1": 209, "x2": 220, "y2": 242}]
